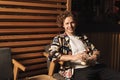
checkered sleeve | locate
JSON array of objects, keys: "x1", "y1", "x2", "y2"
[
  {"x1": 48, "y1": 36, "x2": 62, "y2": 61},
  {"x1": 83, "y1": 35, "x2": 98, "y2": 55}
]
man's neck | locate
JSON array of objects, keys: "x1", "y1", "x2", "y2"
[{"x1": 65, "y1": 32, "x2": 74, "y2": 36}]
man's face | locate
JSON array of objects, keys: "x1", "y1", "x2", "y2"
[{"x1": 63, "y1": 16, "x2": 76, "y2": 35}]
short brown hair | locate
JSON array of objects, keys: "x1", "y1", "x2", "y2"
[{"x1": 56, "y1": 11, "x2": 77, "y2": 27}]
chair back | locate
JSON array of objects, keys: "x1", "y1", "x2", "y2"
[{"x1": 0, "y1": 48, "x2": 13, "y2": 80}]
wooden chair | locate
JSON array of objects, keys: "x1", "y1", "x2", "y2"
[
  {"x1": 0, "y1": 48, "x2": 25, "y2": 80},
  {"x1": 0, "y1": 48, "x2": 56, "y2": 80},
  {"x1": 25, "y1": 52, "x2": 63, "y2": 80},
  {"x1": 43, "y1": 52, "x2": 64, "y2": 78},
  {"x1": 24, "y1": 52, "x2": 56, "y2": 80},
  {"x1": 43, "y1": 52, "x2": 55, "y2": 76}
]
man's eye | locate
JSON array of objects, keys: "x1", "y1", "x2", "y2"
[
  {"x1": 66, "y1": 23, "x2": 69, "y2": 25},
  {"x1": 71, "y1": 22, "x2": 75, "y2": 24}
]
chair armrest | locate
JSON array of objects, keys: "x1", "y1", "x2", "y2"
[
  {"x1": 43, "y1": 52, "x2": 49, "y2": 57},
  {"x1": 12, "y1": 59, "x2": 26, "y2": 80},
  {"x1": 12, "y1": 59, "x2": 26, "y2": 71},
  {"x1": 43, "y1": 52, "x2": 63, "y2": 65},
  {"x1": 43, "y1": 52, "x2": 54, "y2": 76}
]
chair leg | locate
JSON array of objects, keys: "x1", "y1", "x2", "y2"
[
  {"x1": 48, "y1": 61, "x2": 55, "y2": 76},
  {"x1": 13, "y1": 65, "x2": 18, "y2": 80},
  {"x1": 12, "y1": 59, "x2": 26, "y2": 80}
]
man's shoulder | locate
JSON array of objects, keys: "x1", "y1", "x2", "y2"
[
  {"x1": 77, "y1": 34, "x2": 88, "y2": 40},
  {"x1": 55, "y1": 33, "x2": 68, "y2": 38}
]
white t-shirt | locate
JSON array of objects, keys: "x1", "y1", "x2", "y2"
[{"x1": 69, "y1": 35, "x2": 88, "y2": 69}]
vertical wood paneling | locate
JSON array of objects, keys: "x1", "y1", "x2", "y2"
[
  {"x1": 111, "y1": 33, "x2": 120, "y2": 71},
  {"x1": 86, "y1": 32, "x2": 120, "y2": 72},
  {"x1": 0, "y1": 0, "x2": 70, "y2": 79}
]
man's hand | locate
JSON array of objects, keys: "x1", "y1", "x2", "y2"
[
  {"x1": 72, "y1": 51, "x2": 89, "y2": 61},
  {"x1": 86, "y1": 50, "x2": 100, "y2": 66}
]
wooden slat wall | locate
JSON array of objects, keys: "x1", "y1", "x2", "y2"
[{"x1": 0, "y1": 0, "x2": 71, "y2": 79}]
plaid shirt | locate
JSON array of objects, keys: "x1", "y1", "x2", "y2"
[{"x1": 48, "y1": 33, "x2": 97, "y2": 79}]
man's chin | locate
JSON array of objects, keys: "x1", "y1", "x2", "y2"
[{"x1": 69, "y1": 31, "x2": 74, "y2": 33}]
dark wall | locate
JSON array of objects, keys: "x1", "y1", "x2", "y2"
[
  {"x1": 72, "y1": 0, "x2": 104, "y2": 24},
  {"x1": 72, "y1": 0, "x2": 120, "y2": 32}
]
